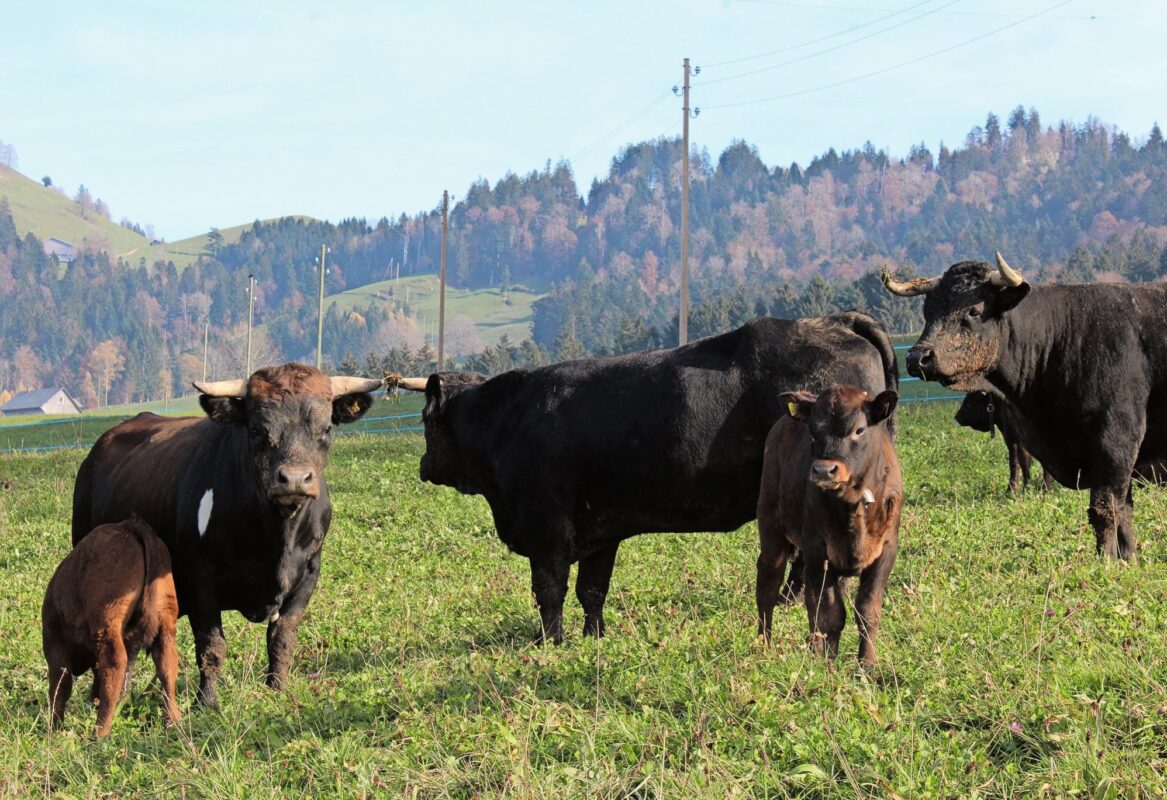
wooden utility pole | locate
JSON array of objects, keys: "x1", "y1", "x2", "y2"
[
  {"x1": 438, "y1": 190, "x2": 449, "y2": 370},
  {"x1": 315, "y1": 244, "x2": 328, "y2": 369},
  {"x1": 679, "y1": 57, "x2": 692, "y2": 346},
  {"x1": 202, "y1": 322, "x2": 209, "y2": 381},
  {"x1": 245, "y1": 274, "x2": 255, "y2": 375}
]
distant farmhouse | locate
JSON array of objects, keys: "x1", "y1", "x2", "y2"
[
  {"x1": 1, "y1": 387, "x2": 82, "y2": 416},
  {"x1": 42, "y1": 237, "x2": 75, "y2": 263}
]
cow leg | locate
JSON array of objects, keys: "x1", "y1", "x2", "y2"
[
  {"x1": 576, "y1": 544, "x2": 619, "y2": 638},
  {"x1": 530, "y1": 551, "x2": 570, "y2": 645},
  {"x1": 1119, "y1": 483, "x2": 1138, "y2": 562},
  {"x1": 122, "y1": 651, "x2": 137, "y2": 696},
  {"x1": 802, "y1": 556, "x2": 845, "y2": 660},
  {"x1": 756, "y1": 534, "x2": 795, "y2": 642},
  {"x1": 150, "y1": 623, "x2": 182, "y2": 728},
  {"x1": 190, "y1": 612, "x2": 227, "y2": 711},
  {"x1": 1089, "y1": 483, "x2": 1137, "y2": 562},
  {"x1": 1006, "y1": 440, "x2": 1022, "y2": 493},
  {"x1": 45, "y1": 649, "x2": 73, "y2": 731},
  {"x1": 92, "y1": 631, "x2": 129, "y2": 737},
  {"x1": 780, "y1": 552, "x2": 805, "y2": 605},
  {"x1": 854, "y1": 538, "x2": 899, "y2": 667},
  {"x1": 1018, "y1": 447, "x2": 1033, "y2": 491},
  {"x1": 266, "y1": 555, "x2": 320, "y2": 689}
]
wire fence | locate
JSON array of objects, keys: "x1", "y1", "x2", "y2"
[{"x1": 0, "y1": 343, "x2": 959, "y2": 456}]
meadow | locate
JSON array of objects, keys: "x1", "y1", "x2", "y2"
[{"x1": 1, "y1": 399, "x2": 1165, "y2": 798}]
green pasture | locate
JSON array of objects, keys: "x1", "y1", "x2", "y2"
[
  {"x1": 312, "y1": 274, "x2": 543, "y2": 349},
  {"x1": 1, "y1": 401, "x2": 1165, "y2": 797}
]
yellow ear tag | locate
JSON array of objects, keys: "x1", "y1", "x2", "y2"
[
  {"x1": 787, "y1": 401, "x2": 799, "y2": 417},
  {"x1": 348, "y1": 400, "x2": 361, "y2": 414}
]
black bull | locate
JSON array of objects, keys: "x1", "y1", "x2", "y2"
[
  {"x1": 404, "y1": 313, "x2": 899, "y2": 642},
  {"x1": 884, "y1": 254, "x2": 1167, "y2": 561},
  {"x1": 71, "y1": 364, "x2": 381, "y2": 708}
]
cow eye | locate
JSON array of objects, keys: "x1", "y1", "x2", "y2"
[
  {"x1": 854, "y1": 426, "x2": 866, "y2": 437},
  {"x1": 320, "y1": 425, "x2": 332, "y2": 442},
  {"x1": 966, "y1": 307, "x2": 981, "y2": 319}
]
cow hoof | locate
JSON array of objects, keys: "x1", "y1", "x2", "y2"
[
  {"x1": 196, "y1": 692, "x2": 221, "y2": 712},
  {"x1": 582, "y1": 618, "x2": 605, "y2": 638},
  {"x1": 265, "y1": 673, "x2": 288, "y2": 691}
]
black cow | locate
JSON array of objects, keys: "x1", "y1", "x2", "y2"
[
  {"x1": 72, "y1": 364, "x2": 382, "y2": 708},
  {"x1": 884, "y1": 253, "x2": 1167, "y2": 561},
  {"x1": 399, "y1": 313, "x2": 898, "y2": 643},
  {"x1": 955, "y1": 387, "x2": 1051, "y2": 492}
]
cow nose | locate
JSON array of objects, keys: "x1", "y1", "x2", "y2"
[
  {"x1": 906, "y1": 346, "x2": 934, "y2": 378},
  {"x1": 277, "y1": 467, "x2": 314, "y2": 494},
  {"x1": 812, "y1": 462, "x2": 838, "y2": 478}
]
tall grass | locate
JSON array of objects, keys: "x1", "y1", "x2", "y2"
[{"x1": 0, "y1": 403, "x2": 1164, "y2": 797}]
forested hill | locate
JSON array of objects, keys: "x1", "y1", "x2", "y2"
[{"x1": 2, "y1": 107, "x2": 1167, "y2": 407}]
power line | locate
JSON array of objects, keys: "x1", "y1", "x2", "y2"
[
  {"x1": 703, "y1": 0, "x2": 940, "y2": 69},
  {"x1": 570, "y1": 90, "x2": 674, "y2": 163},
  {"x1": 704, "y1": 0, "x2": 1075, "y2": 110},
  {"x1": 700, "y1": 0, "x2": 962, "y2": 86}
]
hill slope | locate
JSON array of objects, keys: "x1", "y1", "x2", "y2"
[{"x1": 0, "y1": 163, "x2": 150, "y2": 258}]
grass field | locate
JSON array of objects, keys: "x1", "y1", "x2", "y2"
[
  {"x1": 313, "y1": 274, "x2": 544, "y2": 349},
  {"x1": 1, "y1": 401, "x2": 1165, "y2": 798}
]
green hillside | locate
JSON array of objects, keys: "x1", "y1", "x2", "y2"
[
  {"x1": 156, "y1": 217, "x2": 316, "y2": 270},
  {"x1": 281, "y1": 274, "x2": 544, "y2": 349},
  {"x1": 0, "y1": 163, "x2": 314, "y2": 270},
  {"x1": 0, "y1": 163, "x2": 151, "y2": 258}
]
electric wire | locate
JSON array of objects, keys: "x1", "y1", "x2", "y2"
[
  {"x1": 703, "y1": 0, "x2": 941, "y2": 69},
  {"x1": 704, "y1": 0, "x2": 1074, "y2": 110},
  {"x1": 700, "y1": 0, "x2": 963, "y2": 86}
]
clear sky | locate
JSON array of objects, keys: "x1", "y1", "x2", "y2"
[{"x1": 3, "y1": 0, "x2": 1164, "y2": 241}]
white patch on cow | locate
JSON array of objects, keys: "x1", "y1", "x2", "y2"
[
  {"x1": 862, "y1": 487, "x2": 875, "y2": 506},
  {"x1": 197, "y1": 489, "x2": 214, "y2": 537}
]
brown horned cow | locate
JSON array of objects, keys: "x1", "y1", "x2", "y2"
[
  {"x1": 42, "y1": 516, "x2": 180, "y2": 737},
  {"x1": 756, "y1": 385, "x2": 902, "y2": 666}
]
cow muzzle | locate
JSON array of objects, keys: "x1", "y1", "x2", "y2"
[
  {"x1": 905, "y1": 346, "x2": 937, "y2": 380},
  {"x1": 811, "y1": 459, "x2": 851, "y2": 488},
  {"x1": 271, "y1": 466, "x2": 318, "y2": 512}
]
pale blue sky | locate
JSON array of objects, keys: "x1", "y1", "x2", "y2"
[{"x1": 3, "y1": 0, "x2": 1164, "y2": 240}]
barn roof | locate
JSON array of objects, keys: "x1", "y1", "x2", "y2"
[{"x1": 2, "y1": 387, "x2": 71, "y2": 412}]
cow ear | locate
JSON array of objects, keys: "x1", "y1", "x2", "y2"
[
  {"x1": 333, "y1": 392, "x2": 373, "y2": 425},
  {"x1": 199, "y1": 395, "x2": 247, "y2": 424},
  {"x1": 424, "y1": 374, "x2": 444, "y2": 417},
  {"x1": 867, "y1": 390, "x2": 898, "y2": 425},
  {"x1": 779, "y1": 391, "x2": 816, "y2": 422},
  {"x1": 989, "y1": 282, "x2": 1031, "y2": 315}
]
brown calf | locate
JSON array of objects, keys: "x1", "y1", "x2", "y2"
[
  {"x1": 756, "y1": 385, "x2": 902, "y2": 666},
  {"x1": 42, "y1": 516, "x2": 180, "y2": 737}
]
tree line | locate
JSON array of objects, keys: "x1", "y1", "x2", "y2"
[{"x1": 2, "y1": 107, "x2": 1167, "y2": 404}]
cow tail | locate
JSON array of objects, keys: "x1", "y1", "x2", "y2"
[
  {"x1": 70, "y1": 455, "x2": 94, "y2": 547},
  {"x1": 125, "y1": 514, "x2": 176, "y2": 636},
  {"x1": 838, "y1": 311, "x2": 900, "y2": 440}
]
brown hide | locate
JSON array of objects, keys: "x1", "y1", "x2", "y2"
[
  {"x1": 755, "y1": 385, "x2": 903, "y2": 666},
  {"x1": 42, "y1": 517, "x2": 180, "y2": 737}
]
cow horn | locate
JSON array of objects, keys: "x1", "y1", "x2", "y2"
[
  {"x1": 990, "y1": 251, "x2": 1025, "y2": 287},
  {"x1": 193, "y1": 379, "x2": 247, "y2": 397},
  {"x1": 329, "y1": 376, "x2": 384, "y2": 396},
  {"x1": 881, "y1": 270, "x2": 940, "y2": 297},
  {"x1": 395, "y1": 377, "x2": 430, "y2": 392}
]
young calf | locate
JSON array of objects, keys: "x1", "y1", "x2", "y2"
[
  {"x1": 42, "y1": 516, "x2": 180, "y2": 737},
  {"x1": 756, "y1": 386, "x2": 902, "y2": 666},
  {"x1": 955, "y1": 387, "x2": 1051, "y2": 492}
]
